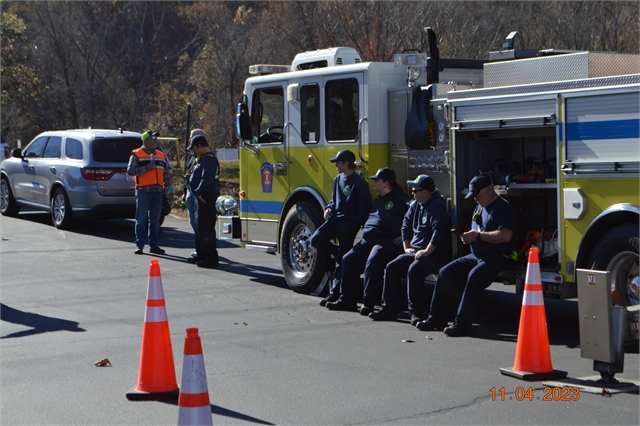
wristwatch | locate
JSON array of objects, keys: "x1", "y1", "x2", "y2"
[{"x1": 476, "y1": 232, "x2": 482, "y2": 242}]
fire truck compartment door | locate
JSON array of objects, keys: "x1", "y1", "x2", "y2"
[{"x1": 452, "y1": 96, "x2": 557, "y2": 131}]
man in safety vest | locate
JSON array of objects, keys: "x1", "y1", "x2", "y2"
[
  {"x1": 186, "y1": 135, "x2": 221, "y2": 268},
  {"x1": 127, "y1": 130, "x2": 171, "y2": 255}
]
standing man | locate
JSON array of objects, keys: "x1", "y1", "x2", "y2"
[
  {"x1": 311, "y1": 149, "x2": 371, "y2": 306},
  {"x1": 416, "y1": 173, "x2": 517, "y2": 336},
  {"x1": 369, "y1": 175, "x2": 451, "y2": 323},
  {"x1": 128, "y1": 130, "x2": 171, "y2": 255},
  {"x1": 325, "y1": 168, "x2": 411, "y2": 314},
  {"x1": 187, "y1": 135, "x2": 221, "y2": 269},
  {"x1": 183, "y1": 129, "x2": 206, "y2": 258}
]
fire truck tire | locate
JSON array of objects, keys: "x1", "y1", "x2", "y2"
[
  {"x1": 281, "y1": 201, "x2": 328, "y2": 294},
  {"x1": 588, "y1": 223, "x2": 639, "y2": 306}
]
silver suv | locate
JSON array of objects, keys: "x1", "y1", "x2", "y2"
[{"x1": 0, "y1": 129, "x2": 173, "y2": 229}]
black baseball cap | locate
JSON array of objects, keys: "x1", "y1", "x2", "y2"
[
  {"x1": 466, "y1": 174, "x2": 492, "y2": 198},
  {"x1": 329, "y1": 149, "x2": 356, "y2": 164},
  {"x1": 407, "y1": 175, "x2": 435, "y2": 192},
  {"x1": 369, "y1": 167, "x2": 396, "y2": 183},
  {"x1": 187, "y1": 135, "x2": 208, "y2": 150}
]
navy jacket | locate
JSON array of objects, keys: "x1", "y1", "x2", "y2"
[
  {"x1": 327, "y1": 172, "x2": 371, "y2": 227},
  {"x1": 401, "y1": 189, "x2": 450, "y2": 252},
  {"x1": 362, "y1": 187, "x2": 412, "y2": 242}
]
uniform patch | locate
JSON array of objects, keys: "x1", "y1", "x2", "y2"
[
  {"x1": 343, "y1": 185, "x2": 352, "y2": 197},
  {"x1": 385, "y1": 201, "x2": 394, "y2": 210},
  {"x1": 421, "y1": 211, "x2": 428, "y2": 224},
  {"x1": 261, "y1": 162, "x2": 273, "y2": 193}
]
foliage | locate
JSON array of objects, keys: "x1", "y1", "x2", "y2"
[{"x1": 1, "y1": 1, "x2": 638, "y2": 147}]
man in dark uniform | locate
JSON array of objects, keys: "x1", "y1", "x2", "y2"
[
  {"x1": 186, "y1": 135, "x2": 221, "y2": 269},
  {"x1": 416, "y1": 173, "x2": 517, "y2": 336},
  {"x1": 325, "y1": 168, "x2": 411, "y2": 314},
  {"x1": 311, "y1": 149, "x2": 372, "y2": 306},
  {"x1": 370, "y1": 175, "x2": 451, "y2": 323}
]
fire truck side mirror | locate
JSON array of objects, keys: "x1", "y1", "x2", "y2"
[{"x1": 236, "y1": 102, "x2": 253, "y2": 142}]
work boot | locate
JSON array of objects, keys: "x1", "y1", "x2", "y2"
[
  {"x1": 359, "y1": 304, "x2": 374, "y2": 316},
  {"x1": 443, "y1": 322, "x2": 473, "y2": 337},
  {"x1": 325, "y1": 300, "x2": 358, "y2": 312},
  {"x1": 369, "y1": 308, "x2": 397, "y2": 321},
  {"x1": 416, "y1": 317, "x2": 448, "y2": 332},
  {"x1": 319, "y1": 293, "x2": 339, "y2": 307}
]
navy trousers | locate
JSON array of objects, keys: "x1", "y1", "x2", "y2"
[
  {"x1": 428, "y1": 253, "x2": 513, "y2": 325},
  {"x1": 310, "y1": 219, "x2": 359, "y2": 295},
  {"x1": 382, "y1": 251, "x2": 449, "y2": 316},
  {"x1": 338, "y1": 238, "x2": 403, "y2": 307}
]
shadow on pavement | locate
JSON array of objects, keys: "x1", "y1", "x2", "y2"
[
  {"x1": 0, "y1": 303, "x2": 86, "y2": 339},
  {"x1": 159, "y1": 400, "x2": 274, "y2": 425}
]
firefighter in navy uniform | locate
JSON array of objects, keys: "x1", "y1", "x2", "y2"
[
  {"x1": 325, "y1": 168, "x2": 411, "y2": 314},
  {"x1": 127, "y1": 130, "x2": 171, "y2": 255},
  {"x1": 416, "y1": 173, "x2": 517, "y2": 336},
  {"x1": 369, "y1": 174, "x2": 451, "y2": 324},
  {"x1": 187, "y1": 135, "x2": 221, "y2": 269},
  {"x1": 311, "y1": 149, "x2": 372, "y2": 305}
]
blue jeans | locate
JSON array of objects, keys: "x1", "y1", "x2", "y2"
[
  {"x1": 135, "y1": 189, "x2": 163, "y2": 249},
  {"x1": 186, "y1": 189, "x2": 197, "y2": 234}
]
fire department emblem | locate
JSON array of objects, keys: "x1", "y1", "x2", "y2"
[
  {"x1": 261, "y1": 162, "x2": 273, "y2": 193},
  {"x1": 421, "y1": 211, "x2": 428, "y2": 224},
  {"x1": 343, "y1": 185, "x2": 352, "y2": 197},
  {"x1": 385, "y1": 201, "x2": 394, "y2": 210}
]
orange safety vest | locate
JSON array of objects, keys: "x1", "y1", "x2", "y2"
[{"x1": 131, "y1": 148, "x2": 166, "y2": 188}]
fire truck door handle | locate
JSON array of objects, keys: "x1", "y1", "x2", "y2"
[
  {"x1": 283, "y1": 121, "x2": 291, "y2": 161},
  {"x1": 358, "y1": 117, "x2": 368, "y2": 163},
  {"x1": 274, "y1": 162, "x2": 288, "y2": 175}
]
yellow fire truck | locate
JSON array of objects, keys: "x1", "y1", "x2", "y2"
[{"x1": 232, "y1": 30, "x2": 640, "y2": 315}]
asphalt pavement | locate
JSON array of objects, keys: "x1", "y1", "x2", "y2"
[{"x1": 1, "y1": 212, "x2": 638, "y2": 425}]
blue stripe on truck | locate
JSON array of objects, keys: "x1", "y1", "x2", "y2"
[
  {"x1": 240, "y1": 200, "x2": 283, "y2": 215},
  {"x1": 567, "y1": 119, "x2": 640, "y2": 141}
]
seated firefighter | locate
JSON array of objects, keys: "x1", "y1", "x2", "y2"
[
  {"x1": 325, "y1": 167, "x2": 412, "y2": 314},
  {"x1": 369, "y1": 175, "x2": 451, "y2": 324},
  {"x1": 416, "y1": 173, "x2": 517, "y2": 337}
]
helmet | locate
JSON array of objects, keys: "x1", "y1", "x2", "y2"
[{"x1": 215, "y1": 195, "x2": 238, "y2": 216}]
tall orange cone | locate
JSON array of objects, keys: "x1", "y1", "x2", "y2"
[
  {"x1": 500, "y1": 248, "x2": 567, "y2": 381},
  {"x1": 177, "y1": 328, "x2": 212, "y2": 425},
  {"x1": 127, "y1": 259, "x2": 180, "y2": 400}
]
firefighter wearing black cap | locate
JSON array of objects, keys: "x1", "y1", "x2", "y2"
[
  {"x1": 187, "y1": 135, "x2": 221, "y2": 269},
  {"x1": 310, "y1": 149, "x2": 372, "y2": 306},
  {"x1": 416, "y1": 173, "x2": 517, "y2": 337},
  {"x1": 325, "y1": 167, "x2": 412, "y2": 314},
  {"x1": 369, "y1": 174, "x2": 451, "y2": 323}
]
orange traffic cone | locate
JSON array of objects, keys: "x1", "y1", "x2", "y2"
[
  {"x1": 177, "y1": 328, "x2": 212, "y2": 425},
  {"x1": 500, "y1": 248, "x2": 567, "y2": 381},
  {"x1": 126, "y1": 259, "x2": 180, "y2": 401}
]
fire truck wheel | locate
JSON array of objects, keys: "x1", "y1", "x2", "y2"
[
  {"x1": 588, "y1": 223, "x2": 639, "y2": 306},
  {"x1": 281, "y1": 201, "x2": 328, "y2": 294}
]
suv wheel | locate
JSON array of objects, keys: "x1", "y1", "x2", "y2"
[
  {"x1": 1, "y1": 177, "x2": 20, "y2": 216},
  {"x1": 51, "y1": 188, "x2": 74, "y2": 229}
]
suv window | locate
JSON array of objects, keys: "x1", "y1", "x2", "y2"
[
  {"x1": 65, "y1": 138, "x2": 83, "y2": 160},
  {"x1": 92, "y1": 138, "x2": 142, "y2": 162},
  {"x1": 43, "y1": 136, "x2": 62, "y2": 159},
  {"x1": 23, "y1": 136, "x2": 48, "y2": 158}
]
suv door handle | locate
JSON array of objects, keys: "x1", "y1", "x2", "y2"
[{"x1": 50, "y1": 166, "x2": 56, "y2": 173}]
